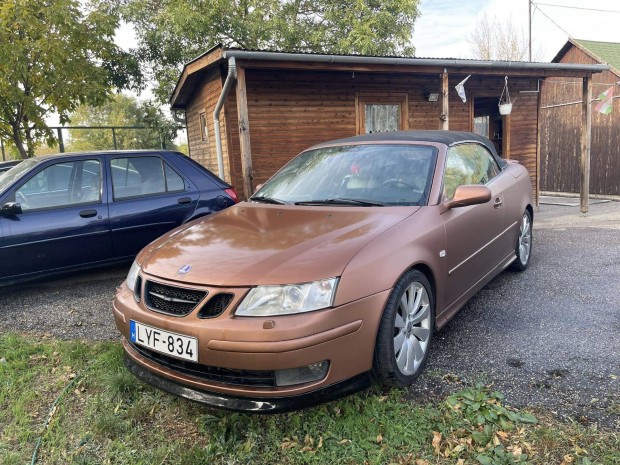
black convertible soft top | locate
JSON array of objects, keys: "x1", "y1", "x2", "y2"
[{"x1": 311, "y1": 130, "x2": 507, "y2": 169}]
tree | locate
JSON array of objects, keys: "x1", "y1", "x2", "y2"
[
  {"x1": 468, "y1": 14, "x2": 539, "y2": 61},
  {"x1": 0, "y1": 0, "x2": 141, "y2": 158},
  {"x1": 119, "y1": 0, "x2": 420, "y2": 102},
  {"x1": 68, "y1": 94, "x2": 180, "y2": 151}
]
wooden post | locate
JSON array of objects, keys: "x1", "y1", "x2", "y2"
[
  {"x1": 440, "y1": 70, "x2": 449, "y2": 130},
  {"x1": 502, "y1": 115, "x2": 511, "y2": 160},
  {"x1": 580, "y1": 76, "x2": 592, "y2": 214},
  {"x1": 535, "y1": 80, "x2": 542, "y2": 207},
  {"x1": 235, "y1": 65, "x2": 254, "y2": 198}
]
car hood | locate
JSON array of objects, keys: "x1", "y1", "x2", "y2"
[{"x1": 139, "y1": 203, "x2": 418, "y2": 286}]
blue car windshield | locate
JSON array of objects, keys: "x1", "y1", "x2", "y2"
[
  {"x1": 0, "y1": 158, "x2": 39, "y2": 192},
  {"x1": 255, "y1": 144, "x2": 438, "y2": 206}
]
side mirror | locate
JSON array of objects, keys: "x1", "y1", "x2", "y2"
[
  {"x1": 444, "y1": 185, "x2": 491, "y2": 209},
  {"x1": 0, "y1": 202, "x2": 23, "y2": 215}
]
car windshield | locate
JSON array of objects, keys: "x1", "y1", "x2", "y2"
[
  {"x1": 254, "y1": 144, "x2": 437, "y2": 206},
  {"x1": 0, "y1": 158, "x2": 39, "y2": 192}
]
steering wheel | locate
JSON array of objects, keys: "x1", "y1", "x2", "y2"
[
  {"x1": 381, "y1": 178, "x2": 416, "y2": 190},
  {"x1": 15, "y1": 191, "x2": 29, "y2": 209}
]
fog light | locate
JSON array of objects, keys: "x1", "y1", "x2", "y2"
[{"x1": 275, "y1": 361, "x2": 329, "y2": 387}]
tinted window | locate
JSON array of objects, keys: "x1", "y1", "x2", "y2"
[
  {"x1": 444, "y1": 144, "x2": 501, "y2": 200},
  {"x1": 257, "y1": 144, "x2": 437, "y2": 206},
  {"x1": 111, "y1": 156, "x2": 185, "y2": 200},
  {"x1": 15, "y1": 160, "x2": 101, "y2": 211}
]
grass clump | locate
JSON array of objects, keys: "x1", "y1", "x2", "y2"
[{"x1": 1, "y1": 333, "x2": 619, "y2": 465}]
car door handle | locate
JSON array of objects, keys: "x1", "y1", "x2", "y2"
[
  {"x1": 79, "y1": 209, "x2": 98, "y2": 218},
  {"x1": 178, "y1": 197, "x2": 192, "y2": 205},
  {"x1": 493, "y1": 198, "x2": 503, "y2": 209}
]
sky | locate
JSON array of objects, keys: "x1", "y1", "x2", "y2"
[{"x1": 413, "y1": 0, "x2": 620, "y2": 61}]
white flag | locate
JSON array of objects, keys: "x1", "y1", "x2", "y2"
[{"x1": 455, "y1": 75, "x2": 471, "y2": 103}]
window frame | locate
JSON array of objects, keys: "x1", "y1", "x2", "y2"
[
  {"x1": 442, "y1": 142, "x2": 502, "y2": 200},
  {"x1": 110, "y1": 156, "x2": 186, "y2": 201},
  {"x1": 355, "y1": 93, "x2": 409, "y2": 135},
  {"x1": 13, "y1": 159, "x2": 102, "y2": 212},
  {"x1": 199, "y1": 111, "x2": 208, "y2": 142}
]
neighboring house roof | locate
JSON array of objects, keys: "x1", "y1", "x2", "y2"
[
  {"x1": 170, "y1": 45, "x2": 610, "y2": 109},
  {"x1": 553, "y1": 38, "x2": 620, "y2": 76}
]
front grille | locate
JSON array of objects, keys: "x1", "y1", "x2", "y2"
[
  {"x1": 198, "y1": 293, "x2": 234, "y2": 318},
  {"x1": 144, "y1": 280, "x2": 207, "y2": 317},
  {"x1": 129, "y1": 342, "x2": 277, "y2": 387}
]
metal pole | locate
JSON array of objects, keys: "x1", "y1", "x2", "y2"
[
  {"x1": 57, "y1": 128, "x2": 65, "y2": 153},
  {"x1": 529, "y1": 0, "x2": 532, "y2": 61},
  {"x1": 1, "y1": 138, "x2": 5, "y2": 160},
  {"x1": 112, "y1": 128, "x2": 117, "y2": 150}
]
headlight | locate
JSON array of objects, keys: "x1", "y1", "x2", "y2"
[
  {"x1": 235, "y1": 278, "x2": 338, "y2": 317},
  {"x1": 126, "y1": 260, "x2": 141, "y2": 293}
]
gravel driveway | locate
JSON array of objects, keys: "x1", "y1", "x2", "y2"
[{"x1": 1, "y1": 199, "x2": 618, "y2": 427}]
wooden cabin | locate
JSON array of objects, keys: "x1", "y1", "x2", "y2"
[
  {"x1": 170, "y1": 45, "x2": 607, "y2": 204},
  {"x1": 541, "y1": 39, "x2": 620, "y2": 197}
]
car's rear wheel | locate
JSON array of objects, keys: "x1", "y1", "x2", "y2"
[
  {"x1": 511, "y1": 210, "x2": 532, "y2": 271},
  {"x1": 373, "y1": 269, "x2": 434, "y2": 387}
]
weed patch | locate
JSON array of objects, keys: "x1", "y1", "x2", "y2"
[{"x1": 1, "y1": 333, "x2": 619, "y2": 465}]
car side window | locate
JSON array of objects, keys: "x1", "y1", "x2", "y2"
[
  {"x1": 111, "y1": 156, "x2": 185, "y2": 200},
  {"x1": 15, "y1": 160, "x2": 101, "y2": 211},
  {"x1": 443, "y1": 144, "x2": 501, "y2": 200}
]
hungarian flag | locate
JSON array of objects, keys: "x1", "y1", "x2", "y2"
[{"x1": 594, "y1": 85, "x2": 614, "y2": 115}]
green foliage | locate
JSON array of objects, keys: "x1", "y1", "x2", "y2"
[
  {"x1": 68, "y1": 94, "x2": 180, "y2": 151},
  {"x1": 0, "y1": 0, "x2": 141, "y2": 158},
  {"x1": 2, "y1": 333, "x2": 618, "y2": 465},
  {"x1": 119, "y1": 0, "x2": 421, "y2": 102}
]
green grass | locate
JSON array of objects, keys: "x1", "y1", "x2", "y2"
[{"x1": 1, "y1": 333, "x2": 619, "y2": 465}]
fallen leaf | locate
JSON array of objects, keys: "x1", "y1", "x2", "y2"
[
  {"x1": 512, "y1": 447, "x2": 523, "y2": 457},
  {"x1": 376, "y1": 434, "x2": 383, "y2": 444},
  {"x1": 415, "y1": 460, "x2": 430, "y2": 465},
  {"x1": 432, "y1": 431, "x2": 442, "y2": 454},
  {"x1": 457, "y1": 459, "x2": 465, "y2": 465},
  {"x1": 560, "y1": 454, "x2": 574, "y2": 465},
  {"x1": 496, "y1": 431, "x2": 509, "y2": 440}
]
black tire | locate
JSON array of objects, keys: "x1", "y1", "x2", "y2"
[
  {"x1": 510, "y1": 209, "x2": 533, "y2": 272},
  {"x1": 373, "y1": 269, "x2": 435, "y2": 387}
]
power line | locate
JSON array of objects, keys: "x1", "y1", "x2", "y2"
[
  {"x1": 534, "y1": 2, "x2": 620, "y2": 14},
  {"x1": 533, "y1": 4, "x2": 573, "y2": 38}
]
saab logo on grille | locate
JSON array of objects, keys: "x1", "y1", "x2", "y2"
[{"x1": 177, "y1": 264, "x2": 192, "y2": 275}]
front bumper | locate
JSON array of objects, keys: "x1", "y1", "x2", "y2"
[
  {"x1": 125, "y1": 352, "x2": 371, "y2": 413},
  {"x1": 113, "y1": 277, "x2": 390, "y2": 410}
]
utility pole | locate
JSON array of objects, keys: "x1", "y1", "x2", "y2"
[{"x1": 529, "y1": 0, "x2": 532, "y2": 61}]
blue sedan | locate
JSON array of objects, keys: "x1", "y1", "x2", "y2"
[{"x1": 0, "y1": 150, "x2": 237, "y2": 285}]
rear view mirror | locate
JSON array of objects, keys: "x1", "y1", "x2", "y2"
[
  {"x1": 0, "y1": 202, "x2": 23, "y2": 215},
  {"x1": 444, "y1": 185, "x2": 491, "y2": 209}
]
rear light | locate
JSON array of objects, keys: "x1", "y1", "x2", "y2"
[{"x1": 224, "y1": 188, "x2": 238, "y2": 203}]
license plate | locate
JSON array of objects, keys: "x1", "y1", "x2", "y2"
[{"x1": 130, "y1": 320, "x2": 198, "y2": 362}]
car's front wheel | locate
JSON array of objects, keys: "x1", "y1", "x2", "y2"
[
  {"x1": 373, "y1": 269, "x2": 434, "y2": 387},
  {"x1": 510, "y1": 210, "x2": 532, "y2": 271}
]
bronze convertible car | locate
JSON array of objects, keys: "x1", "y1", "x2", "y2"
[{"x1": 113, "y1": 131, "x2": 533, "y2": 412}]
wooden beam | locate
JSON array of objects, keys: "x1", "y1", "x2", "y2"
[
  {"x1": 236, "y1": 65, "x2": 254, "y2": 199},
  {"x1": 502, "y1": 115, "x2": 511, "y2": 159},
  {"x1": 440, "y1": 71, "x2": 449, "y2": 130},
  {"x1": 535, "y1": 81, "x2": 542, "y2": 207},
  {"x1": 580, "y1": 75, "x2": 592, "y2": 214}
]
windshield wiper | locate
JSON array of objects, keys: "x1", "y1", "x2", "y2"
[
  {"x1": 295, "y1": 198, "x2": 385, "y2": 207},
  {"x1": 249, "y1": 196, "x2": 289, "y2": 205}
]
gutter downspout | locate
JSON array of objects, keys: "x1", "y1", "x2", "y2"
[{"x1": 213, "y1": 57, "x2": 237, "y2": 180}]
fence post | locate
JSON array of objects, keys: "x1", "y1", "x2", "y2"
[
  {"x1": 57, "y1": 128, "x2": 65, "y2": 153},
  {"x1": 1, "y1": 138, "x2": 5, "y2": 160},
  {"x1": 112, "y1": 128, "x2": 117, "y2": 150}
]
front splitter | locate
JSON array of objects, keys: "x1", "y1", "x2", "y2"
[{"x1": 124, "y1": 353, "x2": 372, "y2": 413}]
